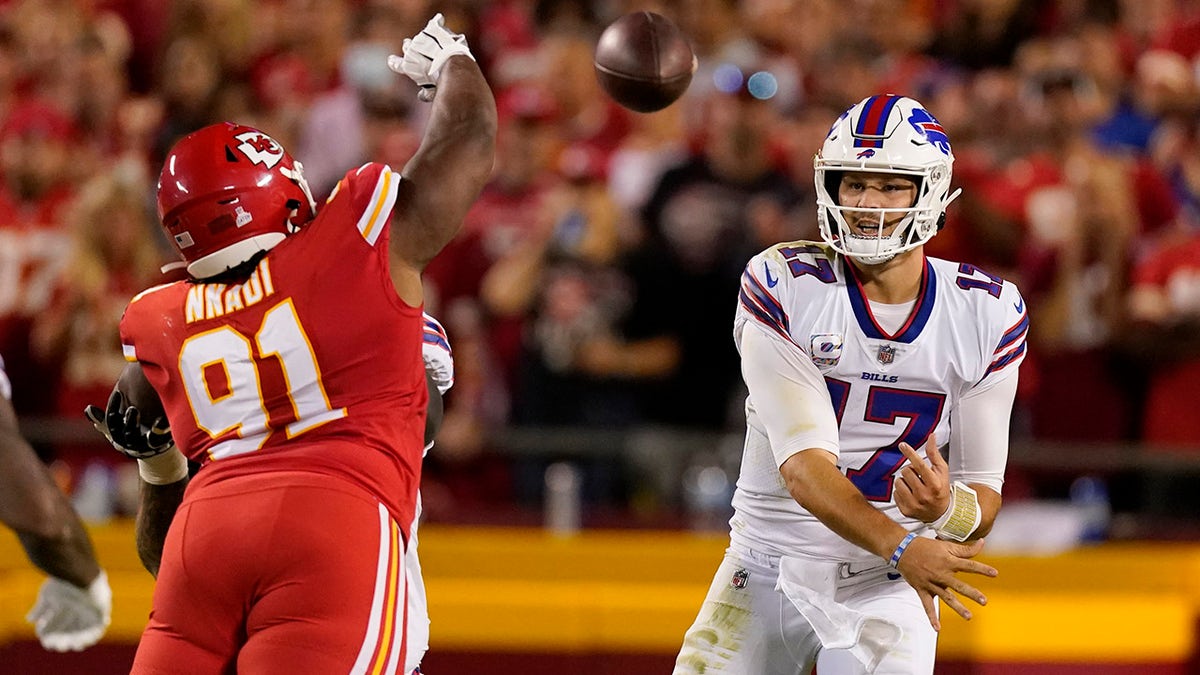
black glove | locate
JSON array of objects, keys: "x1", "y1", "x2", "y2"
[{"x1": 84, "y1": 390, "x2": 175, "y2": 459}]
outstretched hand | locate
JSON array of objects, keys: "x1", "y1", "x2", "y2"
[
  {"x1": 84, "y1": 390, "x2": 174, "y2": 460},
  {"x1": 387, "y1": 13, "x2": 475, "y2": 102},
  {"x1": 896, "y1": 536, "x2": 996, "y2": 631},
  {"x1": 894, "y1": 432, "x2": 951, "y2": 524}
]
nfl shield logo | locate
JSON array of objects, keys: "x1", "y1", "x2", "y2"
[
  {"x1": 877, "y1": 344, "x2": 896, "y2": 365},
  {"x1": 730, "y1": 568, "x2": 749, "y2": 589}
]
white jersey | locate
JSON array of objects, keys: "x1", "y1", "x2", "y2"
[
  {"x1": 730, "y1": 242, "x2": 1026, "y2": 562},
  {"x1": 0, "y1": 355, "x2": 9, "y2": 401},
  {"x1": 406, "y1": 312, "x2": 453, "y2": 674}
]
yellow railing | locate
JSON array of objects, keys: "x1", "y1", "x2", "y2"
[{"x1": 1, "y1": 522, "x2": 1196, "y2": 663}]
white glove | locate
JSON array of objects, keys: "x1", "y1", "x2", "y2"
[
  {"x1": 422, "y1": 312, "x2": 454, "y2": 395},
  {"x1": 26, "y1": 571, "x2": 112, "y2": 652},
  {"x1": 387, "y1": 13, "x2": 475, "y2": 102}
]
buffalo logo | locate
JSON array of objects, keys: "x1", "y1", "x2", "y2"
[
  {"x1": 878, "y1": 344, "x2": 896, "y2": 365},
  {"x1": 856, "y1": 149, "x2": 876, "y2": 159},
  {"x1": 730, "y1": 568, "x2": 749, "y2": 589},
  {"x1": 810, "y1": 334, "x2": 843, "y2": 367},
  {"x1": 907, "y1": 108, "x2": 951, "y2": 156},
  {"x1": 234, "y1": 131, "x2": 284, "y2": 169}
]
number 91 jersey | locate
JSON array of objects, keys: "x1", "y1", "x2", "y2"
[
  {"x1": 732, "y1": 242, "x2": 1027, "y2": 561},
  {"x1": 119, "y1": 163, "x2": 427, "y2": 531}
]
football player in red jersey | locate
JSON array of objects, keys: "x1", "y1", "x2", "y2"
[{"x1": 84, "y1": 14, "x2": 495, "y2": 674}]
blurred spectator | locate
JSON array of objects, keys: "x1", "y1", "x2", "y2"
[
  {"x1": 0, "y1": 98, "x2": 84, "y2": 417},
  {"x1": 1124, "y1": 223, "x2": 1200, "y2": 450},
  {"x1": 632, "y1": 83, "x2": 805, "y2": 429},
  {"x1": 30, "y1": 169, "x2": 168, "y2": 479}
]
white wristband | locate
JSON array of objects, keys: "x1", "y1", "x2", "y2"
[
  {"x1": 137, "y1": 447, "x2": 189, "y2": 485},
  {"x1": 931, "y1": 481, "x2": 982, "y2": 542}
]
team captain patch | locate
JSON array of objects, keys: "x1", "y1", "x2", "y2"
[{"x1": 810, "y1": 334, "x2": 843, "y2": 367}]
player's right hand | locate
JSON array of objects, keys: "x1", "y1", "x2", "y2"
[
  {"x1": 895, "y1": 536, "x2": 996, "y2": 631},
  {"x1": 84, "y1": 390, "x2": 175, "y2": 460},
  {"x1": 387, "y1": 13, "x2": 475, "y2": 102}
]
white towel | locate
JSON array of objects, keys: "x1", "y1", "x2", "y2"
[{"x1": 776, "y1": 557, "x2": 903, "y2": 673}]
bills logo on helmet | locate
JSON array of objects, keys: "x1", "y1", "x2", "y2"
[
  {"x1": 907, "y1": 108, "x2": 951, "y2": 155},
  {"x1": 234, "y1": 131, "x2": 285, "y2": 169},
  {"x1": 856, "y1": 149, "x2": 875, "y2": 159}
]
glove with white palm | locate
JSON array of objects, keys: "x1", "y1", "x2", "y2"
[
  {"x1": 387, "y1": 13, "x2": 475, "y2": 102},
  {"x1": 26, "y1": 571, "x2": 112, "y2": 652}
]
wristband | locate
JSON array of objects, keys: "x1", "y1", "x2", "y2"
[
  {"x1": 930, "y1": 481, "x2": 982, "y2": 542},
  {"x1": 137, "y1": 447, "x2": 189, "y2": 485},
  {"x1": 888, "y1": 532, "x2": 917, "y2": 568}
]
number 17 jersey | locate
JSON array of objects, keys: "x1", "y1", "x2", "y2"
[
  {"x1": 119, "y1": 163, "x2": 427, "y2": 532},
  {"x1": 731, "y1": 242, "x2": 1027, "y2": 562}
]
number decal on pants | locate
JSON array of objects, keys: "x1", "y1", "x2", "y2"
[{"x1": 179, "y1": 299, "x2": 346, "y2": 458}]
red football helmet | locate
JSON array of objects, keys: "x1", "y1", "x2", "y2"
[{"x1": 157, "y1": 123, "x2": 317, "y2": 279}]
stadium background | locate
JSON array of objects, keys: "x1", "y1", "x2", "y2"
[{"x1": 2, "y1": 0, "x2": 1200, "y2": 672}]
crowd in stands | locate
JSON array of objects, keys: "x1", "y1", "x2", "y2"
[{"x1": 0, "y1": 0, "x2": 1198, "y2": 523}]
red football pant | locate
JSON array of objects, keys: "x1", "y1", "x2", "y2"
[{"x1": 132, "y1": 471, "x2": 408, "y2": 674}]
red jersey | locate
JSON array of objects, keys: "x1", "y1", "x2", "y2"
[{"x1": 119, "y1": 163, "x2": 427, "y2": 530}]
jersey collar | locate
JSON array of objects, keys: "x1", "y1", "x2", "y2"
[{"x1": 844, "y1": 256, "x2": 937, "y2": 343}]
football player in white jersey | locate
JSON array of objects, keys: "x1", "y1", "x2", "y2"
[
  {"x1": 674, "y1": 94, "x2": 1027, "y2": 675},
  {"x1": 406, "y1": 312, "x2": 454, "y2": 674}
]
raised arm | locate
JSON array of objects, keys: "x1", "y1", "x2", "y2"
[{"x1": 387, "y1": 14, "x2": 498, "y2": 306}]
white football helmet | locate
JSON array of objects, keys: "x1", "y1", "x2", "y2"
[{"x1": 814, "y1": 95, "x2": 961, "y2": 264}]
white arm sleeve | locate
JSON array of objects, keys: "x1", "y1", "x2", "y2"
[
  {"x1": 738, "y1": 322, "x2": 840, "y2": 467},
  {"x1": 949, "y1": 365, "x2": 1018, "y2": 493}
]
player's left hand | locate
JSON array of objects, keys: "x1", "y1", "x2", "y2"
[
  {"x1": 26, "y1": 571, "x2": 112, "y2": 652},
  {"x1": 894, "y1": 432, "x2": 950, "y2": 524},
  {"x1": 84, "y1": 390, "x2": 175, "y2": 460},
  {"x1": 387, "y1": 13, "x2": 475, "y2": 102}
]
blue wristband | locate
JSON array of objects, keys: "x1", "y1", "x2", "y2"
[{"x1": 888, "y1": 532, "x2": 917, "y2": 569}]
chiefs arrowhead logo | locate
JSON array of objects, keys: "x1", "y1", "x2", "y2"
[{"x1": 234, "y1": 131, "x2": 284, "y2": 169}]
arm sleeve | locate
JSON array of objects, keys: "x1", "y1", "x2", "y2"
[
  {"x1": 738, "y1": 321, "x2": 840, "y2": 467},
  {"x1": 949, "y1": 364, "x2": 1018, "y2": 494}
]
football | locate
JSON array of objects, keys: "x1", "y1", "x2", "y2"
[{"x1": 593, "y1": 11, "x2": 696, "y2": 113}]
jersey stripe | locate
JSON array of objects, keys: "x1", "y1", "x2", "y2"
[
  {"x1": 984, "y1": 340, "x2": 1026, "y2": 378},
  {"x1": 739, "y1": 288, "x2": 792, "y2": 342},
  {"x1": 422, "y1": 316, "x2": 451, "y2": 354},
  {"x1": 351, "y1": 504, "x2": 404, "y2": 675},
  {"x1": 994, "y1": 311, "x2": 1029, "y2": 355},
  {"x1": 741, "y1": 269, "x2": 790, "y2": 333},
  {"x1": 356, "y1": 168, "x2": 399, "y2": 247}
]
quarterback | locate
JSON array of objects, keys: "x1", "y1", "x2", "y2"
[
  {"x1": 675, "y1": 95, "x2": 1026, "y2": 674},
  {"x1": 86, "y1": 14, "x2": 494, "y2": 674}
]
